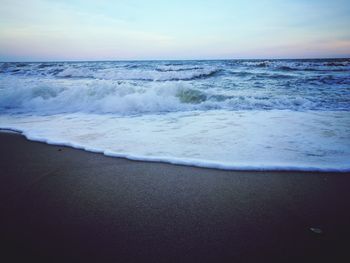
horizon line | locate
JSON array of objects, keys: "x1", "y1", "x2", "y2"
[{"x1": 1, "y1": 57, "x2": 349, "y2": 63}]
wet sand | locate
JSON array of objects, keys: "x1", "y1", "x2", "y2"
[{"x1": 0, "y1": 132, "x2": 349, "y2": 262}]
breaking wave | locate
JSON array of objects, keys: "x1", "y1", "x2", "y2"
[{"x1": 1, "y1": 79, "x2": 348, "y2": 115}]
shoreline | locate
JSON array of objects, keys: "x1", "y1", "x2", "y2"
[
  {"x1": 0, "y1": 128, "x2": 348, "y2": 173},
  {"x1": 1, "y1": 132, "x2": 350, "y2": 262}
]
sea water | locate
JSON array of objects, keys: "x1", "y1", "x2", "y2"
[{"x1": 0, "y1": 59, "x2": 349, "y2": 171}]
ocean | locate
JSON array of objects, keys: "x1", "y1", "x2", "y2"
[{"x1": 0, "y1": 59, "x2": 349, "y2": 171}]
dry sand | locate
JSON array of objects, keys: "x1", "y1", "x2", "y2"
[{"x1": 0, "y1": 132, "x2": 349, "y2": 262}]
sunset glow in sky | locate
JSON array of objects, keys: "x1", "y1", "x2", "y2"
[{"x1": 0, "y1": 0, "x2": 349, "y2": 61}]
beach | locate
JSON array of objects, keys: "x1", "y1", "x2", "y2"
[
  {"x1": 1, "y1": 0, "x2": 350, "y2": 261},
  {"x1": 1, "y1": 132, "x2": 349, "y2": 262}
]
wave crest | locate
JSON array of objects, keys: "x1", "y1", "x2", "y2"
[
  {"x1": 55, "y1": 67, "x2": 220, "y2": 81},
  {"x1": 0, "y1": 77, "x2": 340, "y2": 115}
]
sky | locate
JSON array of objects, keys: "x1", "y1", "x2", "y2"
[{"x1": 0, "y1": 0, "x2": 349, "y2": 61}]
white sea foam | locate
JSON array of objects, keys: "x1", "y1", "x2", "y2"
[
  {"x1": 1, "y1": 110, "x2": 349, "y2": 172},
  {"x1": 1, "y1": 60, "x2": 349, "y2": 172}
]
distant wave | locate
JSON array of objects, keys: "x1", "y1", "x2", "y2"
[
  {"x1": 55, "y1": 67, "x2": 221, "y2": 81},
  {"x1": 37, "y1": 63, "x2": 58, "y2": 68},
  {"x1": 1, "y1": 60, "x2": 349, "y2": 79},
  {"x1": 155, "y1": 65, "x2": 204, "y2": 72},
  {"x1": 241, "y1": 60, "x2": 350, "y2": 72}
]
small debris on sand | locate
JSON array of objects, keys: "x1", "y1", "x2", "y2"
[{"x1": 310, "y1": 227, "x2": 323, "y2": 234}]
